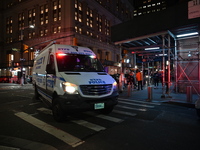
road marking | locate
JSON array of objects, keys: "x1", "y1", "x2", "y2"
[
  {"x1": 29, "y1": 102, "x2": 41, "y2": 106},
  {"x1": 118, "y1": 98, "x2": 161, "y2": 105},
  {"x1": 37, "y1": 107, "x2": 52, "y2": 115},
  {"x1": 112, "y1": 110, "x2": 137, "y2": 116},
  {"x1": 37, "y1": 108, "x2": 106, "y2": 131},
  {"x1": 15, "y1": 112, "x2": 84, "y2": 147},
  {"x1": 71, "y1": 120, "x2": 106, "y2": 131},
  {"x1": 0, "y1": 145, "x2": 20, "y2": 150},
  {"x1": 84, "y1": 112, "x2": 124, "y2": 123},
  {"x1": 116, "y1": 105, "x2": 147, "y2": 111},
  {"x1": 118, "y1": 101, "x2": 155, "y2": 108}
]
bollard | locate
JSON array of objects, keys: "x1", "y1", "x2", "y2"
[
  {"x1": 147, "y1": 86, "x2": 153, "y2": 101},
  {"x1": 127, "y1": 84, "x2": 131, "y2": 97},
  {"x1": 186, "y1": 86, "x2": 192, "y2": 102}
]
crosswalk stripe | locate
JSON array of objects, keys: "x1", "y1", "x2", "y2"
[
  {"x1": 112, "y1": 110, "x2": 137, "y2": 116},
  {"x1": 29, "y1": 102, "x2": 41, "y2": 106},
  {"x1": 37, "y1": 108, "x2": 106, "y2": 131},
  {"x1": 0, "y1": 145, "x2": 20, "y2": 150},
  {"x1": 116, "y1": 105, "x2": 147, "y2": 111},
  {"x1": 37, "y1": 107, "x2": 52, "y2": 115},
  {"x1": 71, "y1": 120, "x2": 106, "y2": 131},
  {"x1": 84, "y1": 112, "x2": 124, "y2": 123},
  {"x1": 118, "y1": 98, "x2": 161, "y2": 105},
  {"x1": 15, "y1": 112, "x2": 84, "y2": 147},
  {"x1": 118, "y1": 101, "x2": 155, "y2": 108}
]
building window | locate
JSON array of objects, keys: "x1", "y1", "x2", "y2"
[
  {"x1": 86, "y1": 7, "x2": 93, "y2": 28},
  {"x1": 75, "y1": 26, "x2": 82, "y2": 34},
  {"x1": 40, "y1": 30, "x2": 44, "y2": 36},
  {"x1": 6, "y1": 17, "x2": 12, "y2": 34},
  {"x1": 105, "y1": 19, "x2": 110, "y2": 36},
  {"x1": 97, "y1": 14, "x2": 102, "y2": 32},
  {"x1": 53, "y1": 26, "x2": 61, "y2": 34},
  {"x1": 75, "y1": 0, "x2": 82, "y2": 22},
  {"x1": 18, "y1": 12, "x2": 24, "y2": 30},
  {"x1": 53, "y1": 0, "x2": 61, "y2": 22},
  {"x1": 40, "y1": 5, "x2": 48, "y2": 25}
]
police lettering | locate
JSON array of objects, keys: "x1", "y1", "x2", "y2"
[{"x1": 88, "y1": 79, "x2": 106, "y2": 84}]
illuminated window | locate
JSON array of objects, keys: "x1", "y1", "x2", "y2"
[
  {"x1": 105, "y1": 19, "x2": 110, "y2": 36},
  {"x1": 75, "y1": 0, "x2": 82, "y2": 22},
  {"x1": 40, "y1": 6, "x2": 44, "y2": 14},
  {"x1": 75, "y1": 26, "x2": 78, "y2": 32},
  {"x1": 18, "y1": 13, "x2": 24, "y2": 30},
  {"x1": 79, "y1": 28, "x2": 82, "y2": 34},
  {"x1": 40, "y1": 30, "x2": 44, "y2": 36},
  {"x1": 53, "y1": 0, "x2": 61, "y2": 22},
  {"x1": 97, "y1": 14, "x2": 102, "y2": 32}
]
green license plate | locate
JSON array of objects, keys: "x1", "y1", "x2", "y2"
[{"x1": 94, "y1": 103, "x2": 104, "y2": 110}]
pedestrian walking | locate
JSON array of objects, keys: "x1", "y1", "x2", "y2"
[
  {"x1": 153, "y1": 71, "x2": 159, "y2": 88},
  {"x1": 127, "y1": 71, "x2": 135, "y2": 89},
  {"x1": 136, "y1": 69, "x2": 143, "y2": 90}
]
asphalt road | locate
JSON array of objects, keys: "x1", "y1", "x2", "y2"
[{"x1": 0, "y1": 84, "x2": 199, "y2": 150}]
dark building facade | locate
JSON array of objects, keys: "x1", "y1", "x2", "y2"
[{"x1": 131, "y1": 0, "x2": 182, "y2": 17}]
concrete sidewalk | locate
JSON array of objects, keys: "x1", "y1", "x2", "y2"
[{"x1": 118, "y1": 84, "x2": 199, "y2": 107}]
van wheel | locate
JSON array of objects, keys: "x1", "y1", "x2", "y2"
[
  {"x1": 52, "y1": 101, "x2": 65, "y2": 122},
  {"x1": 100, "y1": 106, "x2": 114, "y2": 114}
]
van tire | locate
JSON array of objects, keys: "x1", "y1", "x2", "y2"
[
  {"x1": 100, "y1": 106, "x2": 114, "y2": 114},
  {"x1": 52, "y1": 100, "x2": 65, "y2": 122}
]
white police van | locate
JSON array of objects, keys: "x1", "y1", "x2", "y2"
[{"x1": 32, "y1": 43, "x2": 118, "y2": 121}]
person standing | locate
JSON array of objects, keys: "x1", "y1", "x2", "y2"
[
  {"x1": 153, "y1": 71, "x2": 159, "y2": 88},
  {"x1": 136, "y1": 69, "x2": 143, "y2": 90}
]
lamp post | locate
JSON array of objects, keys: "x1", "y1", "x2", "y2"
[{"x1": 20, "y1": 25, "x2": 34, "y2": 85}]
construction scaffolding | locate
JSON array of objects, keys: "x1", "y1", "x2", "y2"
[{"x1": 176, "y1": 35, "x2": 200, "y2": 96}]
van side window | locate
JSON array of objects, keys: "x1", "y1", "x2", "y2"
[{"x1": 46, "y1": 55, "x2": 55, "y2": 74}]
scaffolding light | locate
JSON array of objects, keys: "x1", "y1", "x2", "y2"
[
  {"x1": 176, "y1": 32, "x2": 198, "y2": 38},
  {"x1": 145, "y1": 47, "x2": 159, "y2": 50}
]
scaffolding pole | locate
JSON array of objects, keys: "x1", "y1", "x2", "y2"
[
  {"x1": 161, "y1": 34, "x2": 166, "y2": 98},
  {"x1": 167, "y1": 34, "x2": 172, "y2": 98}
]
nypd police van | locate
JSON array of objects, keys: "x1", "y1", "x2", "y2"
[{"x1": 32, "y1": 43, "x2": 118, "y2": 121}]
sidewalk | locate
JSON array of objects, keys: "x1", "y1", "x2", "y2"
[
  {"x1": 118, "y1": 84, "x2": 199, "y2": 107},
  {"x1": 0, "y1": 83, "x2": 198, "y2": 107}
]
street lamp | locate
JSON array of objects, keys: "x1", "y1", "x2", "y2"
[{"x1": 20, "y1": 25, "x2": 35, "y2": 85}]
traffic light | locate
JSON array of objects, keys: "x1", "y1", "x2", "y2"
[{"x1": 23, "y1": 44, "x2": 29, "y2": 53}]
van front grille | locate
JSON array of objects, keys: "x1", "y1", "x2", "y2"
[{"x1": 80, "y1": 84, "x2": 112, "y2": 96}]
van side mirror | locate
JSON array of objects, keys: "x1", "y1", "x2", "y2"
[{"x1": 46, "y1": 64, "x2": 55, "y2": 74}]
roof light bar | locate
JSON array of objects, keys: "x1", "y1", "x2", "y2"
[
  {"x1": 176, "y1": 32, "x2": 198, "y2": 38},
  {"x1": 145, "y1": 47, "x2": 160, "y2": 50}
]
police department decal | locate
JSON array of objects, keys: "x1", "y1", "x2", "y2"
[{"x1": 89, "y1": 79, "x2": 106, "y2": 84}]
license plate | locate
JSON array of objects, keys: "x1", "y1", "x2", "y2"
[{"x1": 94, "y1": 103, "x2": 104, "y2": 110}]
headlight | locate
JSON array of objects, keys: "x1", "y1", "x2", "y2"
[
  {"x1": 62, "y1": 82, "x2": 78, "y2": 94},
  {"x1": 113, "y1": 81, "x2": 118, "y2": 91}
]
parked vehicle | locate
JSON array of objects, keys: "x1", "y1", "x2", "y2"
[{"x1": 32, "y1": 43, "x2": 118, "y2": 121}]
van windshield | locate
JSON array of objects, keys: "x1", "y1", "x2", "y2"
[{"x1": 56, "y1": 54, "x2": 105, "y2": 72}]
